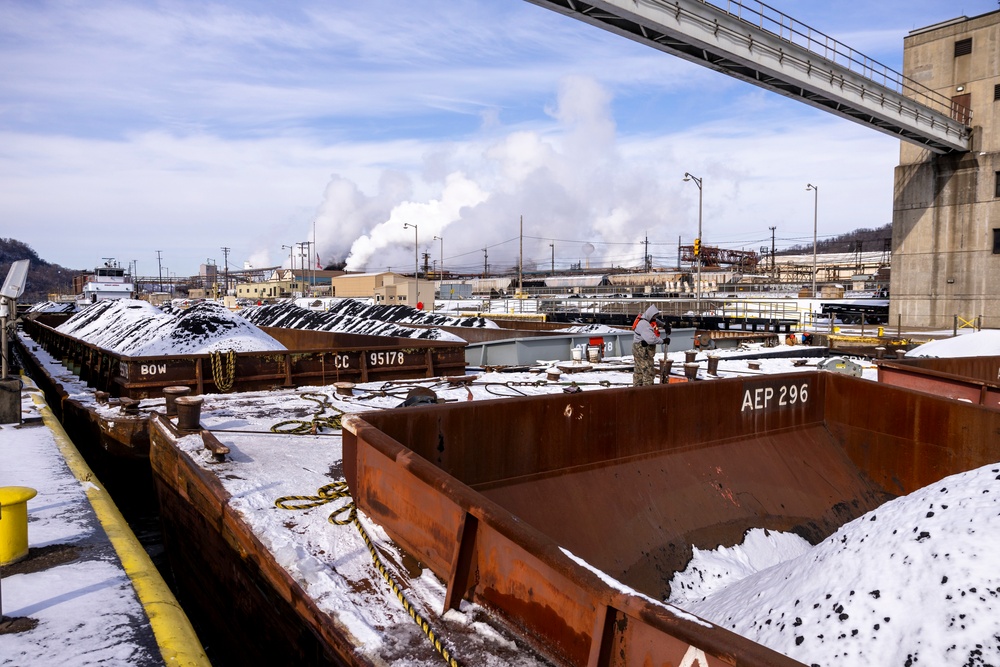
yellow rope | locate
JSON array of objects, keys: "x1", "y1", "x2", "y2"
[
  {"x1": 275, "y1": 482, "x2": 461, "y2": 667},
  {"x1": 271, "y1": 392, "x2": 344, "y2": 434},
  {"x1": 210, "y1": 349, "x2": 236, "y2": 393}
]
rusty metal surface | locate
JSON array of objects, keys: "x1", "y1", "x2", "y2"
[
  {"x1": 886, "y1": 354, "x2": 1000, "y2": 385},
  {"x1": 695, "y1": 328, "x2": 778, "y2": 347},
  {"x1": 343, "y1": 371, "x2": 1000, "y2": 667},
  {"x1": 22, "y1": 319, "x2": 466, "y2": 399},
  {"x1": 824, "y1": 371, "x2": 1000, "y2": 496},
  {"x1": 877, "y1": 360, "x2": 1000, "y2": 410}
]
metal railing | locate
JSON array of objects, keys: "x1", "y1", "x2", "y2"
[{"x1": 697, "y1": 0, "x2": 971, "y2": 125}]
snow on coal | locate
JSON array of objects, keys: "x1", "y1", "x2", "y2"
[
  {"x1": 319, "y1": 299, "x2": 498, "y2": 329},
  {"x1": 672, "y1": 461, "x2": 1000, "y2": 666},
  {"x1": 26, "y1": 300, "x2": 78, "y2": 314},
  {"x1": 56, "y1": 299, "x2": 285, "y2": 356},
  {"x1": 239, "y1": 301, "x2": 468, "y2": 341}
]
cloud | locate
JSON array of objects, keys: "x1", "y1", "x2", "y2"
[
  {"x1": 304, "y1": 74, "x2": 897, "y2": 275},
  {"x1": 0, "y1": 0, "x2": 931, "y2": 276},
  {"x1": 308, "y1": 74, "x2": 670, "y2": 273}
]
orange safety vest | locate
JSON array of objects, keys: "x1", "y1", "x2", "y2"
[{"x1": 632, "y1": 314, "x2": 659, "y2": 338}]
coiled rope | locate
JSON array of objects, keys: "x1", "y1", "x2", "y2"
[
  {"x1": 275, "y1": 482, "x2": 461, "y2": 667},
  {"x1": 270, "y1": 392, "x2": 344, "y2": 434},
  {"x1": 210, "y1": 349, "x2": 237, "y2": 393}
]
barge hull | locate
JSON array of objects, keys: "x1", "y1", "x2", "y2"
[{"x1": 150, "y1": 416, "x2": 366, "y2": 667}]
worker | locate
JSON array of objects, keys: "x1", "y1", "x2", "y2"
[{"x1": 632, "y1": 305, "x2": 667, "y2": 386}]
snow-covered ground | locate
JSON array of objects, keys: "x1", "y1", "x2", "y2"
[
  {"x1": 904, "y1": 329, "x2": 1000, "y2": 358},
  {"x1": 0, "y1": 379, "x2": 165, "y2": 666}
]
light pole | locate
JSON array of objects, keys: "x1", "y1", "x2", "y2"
[
  {"x1": 806, "y1": 183, "x2": 819, "y2": 298},
  {"x1": 404, "y1": 224, "x2": 420, "y2": 308},
  {"x1": 298, "y1": 241, "x2": 310, "y2": 294},
  {"x1": 683, "y1": 172, "x2": 703, "y2": 316},
  {"x1": 433, "y1": 235, "x2": 443, "y2": 278},
  {"x1": 156, "y1": 250, "x2": 163, "y2": 294}
]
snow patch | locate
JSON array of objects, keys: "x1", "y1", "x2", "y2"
[{"x1": 906, "y1": 330, "x2": 1000, "y2": 358}]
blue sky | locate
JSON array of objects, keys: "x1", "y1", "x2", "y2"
[{"x1": 1, "y1": 0, "x2": 996, "y2": 278}]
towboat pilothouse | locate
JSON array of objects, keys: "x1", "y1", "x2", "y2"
[{"x1": 74, "y1": 259, "x2": 134, "y2": 306}]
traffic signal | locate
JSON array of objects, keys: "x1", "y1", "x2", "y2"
[{"x1": 693, "y1": 238, "x2": 701, "y2": 257}]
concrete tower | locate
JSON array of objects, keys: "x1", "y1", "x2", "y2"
[{"x1": 893, "y1": 11, "x2": 1000, "y2": 329}]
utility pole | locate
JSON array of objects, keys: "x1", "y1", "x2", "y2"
[
  {"x1": 806, "y1": 183, "x2": 819, "y2": 298},
  {"x1": 644, "y1": 235, "x2": 651, "y2": 272},
  {"x1": 156, "y1": 250, "x2": 163, "y2": 293},
  {"x1": 221, "y1": 247, "x2": 230, "y2": 298},
  {"x1": 549, "y1": 243, "x2": 554, "y2": 274},
  {"x1": 297, "y1": 241, "x2": 310, "y2": 294},
  {"x1": 518, "y1": 215, "x2": 523, "y2": 297},
  {"x1": 769, "y1": 226, "x2": 776, "y2": 278},
  {"x1": 483, "y1": 247, "x2": 488, "y2": 278}
]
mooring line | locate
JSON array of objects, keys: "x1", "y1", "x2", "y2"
[{"x1": 275, "y1": 481, "x2": 461, "y2": 667}]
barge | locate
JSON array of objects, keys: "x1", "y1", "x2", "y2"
[
  {"x1": 17, "y1": 319, "x2": 466, "y2": 458},
  {"x1": 144, "y1": 369, "x2": 1000, "y2": 666}
]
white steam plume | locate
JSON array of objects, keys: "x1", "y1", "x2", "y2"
[{"x1": 310, "y1": 74, "x2": 679, "y2": 274}]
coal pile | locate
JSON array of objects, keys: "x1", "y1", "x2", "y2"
[
  {"x1": 321, "y1": 299, "x2": 497, "y2": 329},
  {"x1": 25, "y1": 301, "x2": 78, "y2": 314},
  {"x1": 56, "y1": 299, "x2": 285, "y2": 356},
  {"x1": 676, "y1": 462, "x2": 1000, "y2": 665},
  {"x1": 240, "y1": 301, "x2": 467, "y2": 342}
]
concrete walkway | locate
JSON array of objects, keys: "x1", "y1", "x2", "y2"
[{"x1": 0, "y1": 375, "x2": 208, "y2": 666}]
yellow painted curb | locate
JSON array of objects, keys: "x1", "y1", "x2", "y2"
[{"x1": 25, "y1": 380, "x2": 210, "y2": 666}]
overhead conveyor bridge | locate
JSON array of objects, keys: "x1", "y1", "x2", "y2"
[{"x1": 527, "y1": 0, "x2": 972, "y2": 153}]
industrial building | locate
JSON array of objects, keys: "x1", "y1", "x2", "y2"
[{"x1": 893, "y1": 10, "x2": 1000, "y2": 328}]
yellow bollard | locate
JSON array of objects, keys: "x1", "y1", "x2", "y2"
[
  {"x1": 877, "y1": 326, "x2": 885, "y2": 337},
  {"x1": 0, "y1": 486, "x2": 38, "y2": 565}
]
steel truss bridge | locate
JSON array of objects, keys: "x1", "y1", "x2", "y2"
[{"x1": 527, "y1": 0, "x2": 971, "y2": 153}]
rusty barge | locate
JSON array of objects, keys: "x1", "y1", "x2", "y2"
[{"x1": 144, "y1": 367, "x2": 1000, "y2": 666}]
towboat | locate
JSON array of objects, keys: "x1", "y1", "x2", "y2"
[{"x1": 75, "y1": 259, "x2": 134, "y2": 306}]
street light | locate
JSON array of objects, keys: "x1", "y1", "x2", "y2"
[
  {"x1": 403, "y1": 223, "x2": 418, "y2": 279},
  {"x1": 683, "y1": 172, "x2": 703, "y2": 316},
  {"x1": 806, "y1": 183, "x2": 819, "y2": 298},
  {"x1": 404, "y1": 224, "x2": 421, "y2": 308},
  {"x1": 433, "y1": 235, "x2": 443, "y2": 278}
]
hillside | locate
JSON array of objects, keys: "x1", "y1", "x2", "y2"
[
  {"x1": 777, "y1": 223, "x2": 892, "y2": 256},
  {"x1": 0, "y1": 238, "x2": 77, "y2": 302}
]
